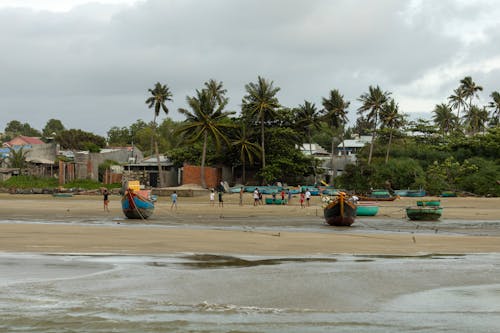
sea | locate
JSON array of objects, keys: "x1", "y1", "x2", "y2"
[{"x1": 1, "y1": 215, "x2": 500, "y2": 332}]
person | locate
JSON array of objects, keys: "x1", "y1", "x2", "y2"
[
  {"x1": 218, "y1": 189, "x2": 224, "y2": 207},
  {"x1": 253, "y1": 188, "x2": 259, "y2": 206},
  {"x1": 300, "y1": 191, "x2": 305, "y2": 208},
  {"x1": 102, "y1": 188, "x2": 110, "y2": 212},
  {"x1": 305, "y1": 189, "x2": 311, "y2": 207},
  {"x1": 210, "y1": 189, "x2": 215, "y2": 207},
  {"x1": 171, "y1": 191, "x2": 178, "y2": 210},
  {"x1": 280, "y1": 190, "x2": 285, "y2": 204},
  {"x1": 272, "y1": 191, "x2": 276, "y2": 202},
  {"x1": 258, "y1": 191, "x2": 263, "y2": 205},
  {"x1": 239, "y1": 187, "x2": 244, "y2": 206}
]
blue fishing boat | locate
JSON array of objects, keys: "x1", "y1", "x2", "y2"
[
  {"x1": 121, "y1": 189, "x2": 155, "y2": 219},
  {"x1": 406, "y1": 189, "x2": 426, "y2": 197}
]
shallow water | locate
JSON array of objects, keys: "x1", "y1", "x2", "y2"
[{"x1": 1, "y1": 252, "x2": 500, "y2": 332}]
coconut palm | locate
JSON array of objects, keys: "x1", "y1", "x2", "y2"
[
  {"x1": 232, "y1": 124, "x2": 261, "y2": 184},
  {"x1": 176, "y1": 87, "x2": 235, "y2": 188},
  {"x1": 145, "y1": 82, "x2": 173, "y2": 187},
  {"x1": 296, "y1": 101, "x2": 322, "y2": 180},
  {"x1": 448, "y1": 87, "x2": 467, "y2": 128},
  {"x1": 488, "y1": 91, "x2": 500, "y2": 125},
  {"x1": 380, "y1": 98, "x2": 405, "y2": 163},
  {"x1": 241, "y1": 76, "x2": 280, "y2": 171},
  {"x1": 460, "y1": 76, "x2": 483, "y2": 110},
  {"x1": 357, "y1": 85, "x2": 391, "y2": 164},
  {"x1": 464, "y1": 105, "x2": 489, "y2": 135},
  {"x1": 432, "y1": 103, "x2": 457, "y2": 138},
  {"x1": 7, "y1": 147, "x2": 28, "y2": 169},
  {"x1": 321, "y1": 89, "x2": 350, "y2": 183}
]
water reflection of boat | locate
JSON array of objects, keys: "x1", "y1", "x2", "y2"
[{"x1": 323, "y1": 192, "x2": 357, "y2": 226}]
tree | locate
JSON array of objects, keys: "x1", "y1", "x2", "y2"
[
  {"x1": 55, "y1": 129, "x2": 106, "y2": 151},
  {"x1": 322, "y1": 89, "x2": 350, "y2": 182},
  {"x1": 448, "y1": 87, "x2": 467, "y2": 126},
  {"x1": 42, "y1": 119, "x2": 65, "y2": 137},
  {"x1": 145, "y1": 82, "x2": 173, "y2": 187},
  {"x1": 232, "y1": 124, "x2": 261, "y2": 183},
  {"x1": 357, "y1": 85, "x2": 391, "y2": 164},
  {"x1": 241, "y1": 76, "x2": 280, "y2": 172},
  {"x1": 432, "y1": 103, "x2": 456, "y2": 138},
  {"x1": 488, "y1": 91, "x2": 500, "y2": 125},
  {"x1": 107, "y1": 126, "x2": 132, "y2": 146},
  {"x1": 176, "y1": 83, "x2": 235, "y2": 188},
  {"x1": 4, "y1": 120, "x2": 41, "y2": 138},
  {"x1": 8, "y1": 147, "x2": 28, "y2": 169},
  {"x1": 464, "y1": 105, "x2": 489, "y2": 135},
  {"x1": 380, "y1": 98, "x2": 405, "y2": 163},
  {"x1": 459, "y1": 76, "x2": 483, "y2": 111},
  {"x1": 295, "y1": 101, "x2": 322, "y2": 180}
]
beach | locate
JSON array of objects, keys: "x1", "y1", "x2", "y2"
[
  {"x1": 2, "y1": 193, "x2": 500, "y2": 332},
  {"x1": 1, "y1": 192, "x2": 500, "y2": 255}
]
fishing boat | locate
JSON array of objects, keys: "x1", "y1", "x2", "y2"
[
  {"x1": 406, "y1": 206, "x2": 443, "y2": 221},
  {"x1": 323, "y1": 192, "x2": 357, "y2": 226},
  {"x1": 441, "y1": 191, "x2": 457, "y2": 197},
  {"x1": 416, "y1": 199, "x2": 441, "y2": 207},
  {"x1": 406, "y1": 189, "x2": 426, "y2": 197},
  {"x1": 356, "y1": 202, "x2": 379, "y2": 216},
  {"x1": 121, "y1": 181, "x2": 154, "y2": 219},
  {"x1": 358, "y1": 189, "x2": 397, "y2": 201}
]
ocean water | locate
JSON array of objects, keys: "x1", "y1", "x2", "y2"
[{"x1": 1, "y1": 251, "x2": 500, "y2": 332}]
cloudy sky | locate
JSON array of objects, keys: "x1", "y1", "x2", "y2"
[{"x1": 1, "y1": 0, "x2": 499, "y2": 136}]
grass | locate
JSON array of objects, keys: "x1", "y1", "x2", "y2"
[{"x1": 0, "y1": 175, "x2": 121, "y2": 190}]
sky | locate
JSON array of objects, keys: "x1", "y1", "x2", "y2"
[{"x1": 1, "y1": 0, "x2": 499, "y2": 136}]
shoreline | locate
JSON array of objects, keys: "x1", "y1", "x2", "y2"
[{"x1": 1, "y1": 193, "x2": 500, "y2": 256}]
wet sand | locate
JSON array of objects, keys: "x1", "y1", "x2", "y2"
[{"x1": 1, "y1": 193, "x2": 500, "y2": 255}]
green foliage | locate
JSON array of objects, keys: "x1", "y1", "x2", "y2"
[
  {"x1": 7, "y1": 147, "x2": 28, "y2": 169},
  {"x1": 4, "y1": 120, "x2": 42, "y2": 137},
  {"x1": 426, "y1": 157, "x2": 479, "y2": 194},
  {"x1": 457, "y1": 157, "x2": 500, "y2": 196},
  {"x1": 56, "y1": 129, "x2": 106, "y2": 151},
  {"x1": 98, "y1": 160, "x2": 120, "y2": 182},
  {"x1": 42, "y1": 119, "x2": 65, "y2": 137},
  {"x1": 64, "y1": 179, "x2": 120, "y2": 190},
  {"x1": 0, "y1": 175, "x2": 58, "y2": 188}
]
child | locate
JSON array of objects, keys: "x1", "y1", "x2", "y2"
[
  {"x1": 171, "y1": 191, "x2": 178, "y2": 210},
  {"x1": 300, "y1": 192, "x2": 305, "y2": 208},
  {"x1": 210, "y1": 189, "x2": 215, "y2": 206}
]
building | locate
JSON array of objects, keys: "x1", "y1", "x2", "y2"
[{"x1": 2, "y1": 136, "x2": 45, "y2": 148}]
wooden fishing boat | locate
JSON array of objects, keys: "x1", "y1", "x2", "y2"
[
  {"x1": 406, "y1": 206, "x2": 443, "y2": 221},
  {"x1": 323, "y1": 192, "x2": 357, "y2": 226},
  {"x1": 358, "y1": 190, "x2": 397, "y2": 201},
  {"x1": 356, "y1": 202, "x2": 379, "y2": 216},
  {"x1": 121, "y1": 189, "x2": 155, "y2": 219}
]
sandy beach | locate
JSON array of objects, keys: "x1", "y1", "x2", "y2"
[{"x1": 1, "y1": 193, "x2": 499, "y2": 255}]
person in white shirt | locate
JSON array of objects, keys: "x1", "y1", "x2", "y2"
[{"x1": 305, "y1": 189, "x2": 311, "y2": 207}]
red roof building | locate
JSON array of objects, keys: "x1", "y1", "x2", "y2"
[{"x1": 2, "y1": 136, "x2": 45, "y2": 148}]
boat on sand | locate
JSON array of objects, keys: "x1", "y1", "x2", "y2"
[{"x1": 323, "y1": 192, "x2": 357, "y2": 226}]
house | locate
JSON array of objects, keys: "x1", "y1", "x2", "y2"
[
  {"x1": 2, "y1": 136, "x2": 45, "y2": 148},
  {"x1": 123, "y1": 154, "x2": 178, "y2": 188},
  {"x1": 336, "y1": 135, "x2": 372, "y2": 156},
  {"x1": 298, "y1": 143, "x2": 330, "y2": 156}
]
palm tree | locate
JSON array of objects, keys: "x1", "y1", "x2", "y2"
[
  {"x1": 241, "y1": 76, "x2": 280, "y2": 171},
  {"x1": 464, "y1": 105, "x2": 489, "y2": 135},
  {"x1": 380, "y1": 99, "x2": 405, "y2": 163},
  {"x1": 296, "y1": 101, "x2": 322, "y2": 180},
  {"x1": 488, "y1": 91, "x2": 500, "y2": 125},
  {"x1": 432, "y1": 103, "x2": 456, "y2": 138},
  {"x1": 8, "y1": 147, "x2": 28, "y2": 169},
  {"x1": 357, "y1": 85, "x2": 391, "y2": 164},
  {"x1": 448, "y1": 87, "x2": 467, "y2": 129},
  {"x1": 460, "y1": 76, "x2": 483, "y2": 111},
  {"x1": 204, "y1": 79, "x2": 227, "y2": 106},
  {"x1": 232, "y1": 124, "x2": 261, "y2": 184},
  {"x1": 176, "y1": 87, "x2": 235, "y2": 188},
  {"x1": 322, "y1": 89, "x2": 350, "y2": 182},
  {"x1": 145, "y1": 82, "x2": 173, "y2": 187}
]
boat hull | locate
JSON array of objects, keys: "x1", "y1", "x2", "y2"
[
  {"x1": 356, "y1": 204, "x2": 379, "y2": 216},
  {"x1": 416, "y1": 200, "x2": 441, "y2": 207},
  {"x1": 324, "y1": 200, "x2": 357, "y2": 226},
  {"x1": 121, "y1": 191, "x2": 155, "y2": 219},
  {"x1": 406, "y1": 207, "x2": 442, "y2": 221}
]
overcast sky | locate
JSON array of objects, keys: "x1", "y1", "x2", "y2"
[{"x1": 1, "y1": 0, "x2": 499, "y2": 136}]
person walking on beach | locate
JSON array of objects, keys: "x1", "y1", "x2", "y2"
[
  {"x1": 102, "y1": 188, "x2": 110, "y2": 212},
  {"x1": 305, "y1": 189, "x2": 311, "y2": 207},
  {"x1": 239, "y1": 187, "x2": 244, "y2": 206},
  {"x1": 210, "y1": 189, "x2": 215, "y2": 207},
  {"x1": 171, "y1": 191, "x2": 178, "y2": 210}
]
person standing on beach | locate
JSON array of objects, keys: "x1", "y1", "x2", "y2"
[
  {"x1": 253, "y1": 188, "x2": 259, "y2": 206},
  {"x1": 280, "y1": 190, "x2": 285, "y2": 204},
  {"x1": 171, "y1": 191, "x2": 178, "y2": 210},
  {"x1": 102, "y1": 188, "x2": 110, "y2": 212},
  {"x1": 218, "y1": 189, "x2": 224, "y2": 207},
  {"x1": 300, "y1": 191, "x2": 305, "y2": 208},
  {"x1": 210, "y1": 189, "x2": 215, "y2": 207},
  {"x1": 305, "y1": 189, "x2": 311, "y2": 207},
  {"x1": 239, "y1": 187, "x2": 244, "y2": 206}
]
